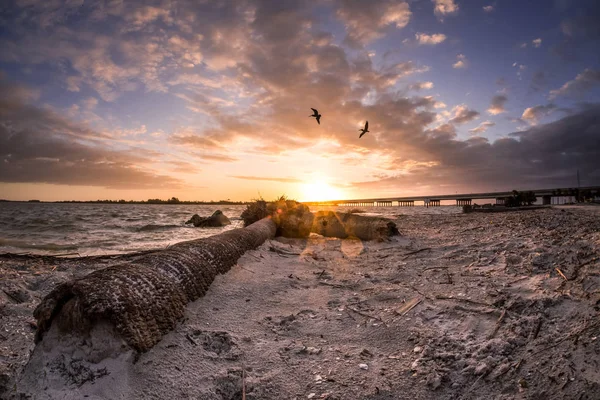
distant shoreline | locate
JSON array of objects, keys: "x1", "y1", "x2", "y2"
[{"x1": 0, "y1": 199, "x2": 252, "y2": 205}]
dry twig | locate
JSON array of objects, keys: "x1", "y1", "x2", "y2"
[
  {"x1": 403, "y1": 248, "x2": 432, "y2": 258},
  {"x1": 347, "y1": 307, "x2": 388, "y2": 327},
  {"x1": 488, "y1": 309, "x2": 506, "y2": 339},
  {"x1": 555, "y1": 267, "x2": 568, "y2": 281},
  {"x1": 395, "y1": 298, "x2": 422, "y2": 316}
]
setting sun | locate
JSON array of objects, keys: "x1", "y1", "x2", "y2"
[{"x1": 300, "y1": 180, "x2": 343, "y2": 202}]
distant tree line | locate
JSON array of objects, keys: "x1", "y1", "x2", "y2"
[{"x1": 52, "y1": 197, "x2": 250, "y2": 205}]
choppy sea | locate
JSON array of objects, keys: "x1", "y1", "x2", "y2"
[{"x1": 0, "y1": 203, "x2": 461, "y2": 256}]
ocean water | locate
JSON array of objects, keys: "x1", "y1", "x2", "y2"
[{"x1": 0, "y1": 203, "x2": 461, "y2": 256}]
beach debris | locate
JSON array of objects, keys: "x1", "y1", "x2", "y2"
[
  {"x1": 22, "y1": 217, "x2": 277, "y2": 395},
  {"x1": 241, "y1": 198, "x2": 399, "y2": 240},
  {"x1": 311, "y1": 210, "x2": 399, "y2": 241},
  {"x1": 310, "y1": 108, "x2": 321, "y2": 125},
  {"x1": 396, "y1": 297, "x2": 422, "y2": 316},
  {"x1": 347, "y1": 307, "x2": 388, "y2": 327},
  {"x1": 359, "y1": 121, "x2": 369, "y2": 138},
  {"x1": 402, "y1": 248, "x2": 432, "y2": 258},
  {"x1": 555, "y1": 267, "x2": 568, "y2": 281},
  {"x1": 308, "y1": 393, "x2": 316, "y2": 399},
  {"x1": 359, "y1": 363, "x2": 369, "y2": 370},
  {"x1": 185, "y1": 210, "x2": 231, "y2": 227},
  {"x1": 269, "y1": 246, "x2": 301, "y2": 256},
  {"x1": 487, "y1": 309, "x2": 507, "y2": 339}
]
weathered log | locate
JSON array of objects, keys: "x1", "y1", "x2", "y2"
[
  {"x1": 33, "y1": 217, "x2": 276, "y2": 353},
  {"x1": 241, "y1": 200, "x2": 399, "y2": 240},
  {"x1": 311, "y1": 211, "x2": 399, "y2": 241}
]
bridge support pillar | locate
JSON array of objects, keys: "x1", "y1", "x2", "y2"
[
  {"x1": 543, "y1": 195, "x2": 551, "y2": 205},
  {"x1": 496, "y1": 198, "x2": 505, "y2": 206}
]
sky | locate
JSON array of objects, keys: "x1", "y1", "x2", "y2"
[{"x1": 0, "y1": 0, "x2": 599, "y2": 202}]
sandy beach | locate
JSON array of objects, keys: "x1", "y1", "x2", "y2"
[{"x1": 1, "y1": 205, "x2": 600, "y2": 399}]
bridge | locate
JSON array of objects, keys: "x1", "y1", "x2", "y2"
[{"x1": 304, "y1": 186, "x2": 600, "y2": 207}]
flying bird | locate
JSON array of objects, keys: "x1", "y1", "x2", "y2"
[
  {"x1": 359, "y1": 121, "x2": 369, "y2": 138},
  {"x1": 310, "y1": 108, "x2": 321, "y2": 125}
]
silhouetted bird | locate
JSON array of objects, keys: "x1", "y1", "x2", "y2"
[
  {"x1": 359, "y1": 121, "x2": 369, "y2": 138},
  {"x1": 310, "y1": 108, "x2": 321, "y2": 125}
]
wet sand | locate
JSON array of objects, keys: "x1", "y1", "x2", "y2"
[{"x1": 1, "y1": 205, "x2": 600, "y2": 399}]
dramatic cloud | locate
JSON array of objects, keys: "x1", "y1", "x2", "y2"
[
  {"x1": 433, "y1": 0, "x2": 459, "y2": 19},
  {"x1": 521, "y1": 104, "x2": 557, "y2": 124},
  {"x1": 487, "y1": 95, "x2": 508, "y2": 115},
  {"x1": 337, "y1": 0, "x2": 412, "y2": 47},
  {"x1": 449, "y1": 105, "x2": 480, "y2": 124},
  {"x1": 469, "y1": 121, "x2": 495, "y2": 134},
  {"x1": 453, "y1": 54, "x2": 468, "y2": 69},
  {"x1": 415, "y1": 33, "x2": 447, "y2": 45},
  {"x1": 351, "y1": 106, "x2": 600, "y2": 193},
  {"x1": 229, "y1": 176, "x2": 303, "y2": 183},
  {"x1": 0, "y1": 84, "x2": 182, "y2": 189},
  {"x1": 408, "y1": 81, "x2": 434, "y2": 91},
  {"x1": 549, "y1": 69, "x2": 600, "y2": 99}
]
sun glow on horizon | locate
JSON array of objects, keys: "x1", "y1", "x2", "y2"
[{"x1": 300, "y1": 180, "x2": 344, "y2": 202}]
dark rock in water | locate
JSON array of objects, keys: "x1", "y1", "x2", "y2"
[{"x1": 185, "y1": 210, "x2": 231, "y2": 227}]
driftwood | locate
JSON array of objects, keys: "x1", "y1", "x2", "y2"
[
  {"x1": 311, "y1": 211, "x2": 399, "y2": 241},
  {"x1": 33, "y1": 217, "x2": 276, "y2": 353},
  {"x1": 241, "y1": 199, "x2": 399, "y2": 241}
]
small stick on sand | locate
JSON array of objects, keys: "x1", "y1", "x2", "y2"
[
  {"x1": 403, "y1": 248, "x2": 432, "y2": 257},
  {"x1": 488, "y1": 309, "x2": 506, "y2": 339},
  {"x1": 269, "y1": 246, "x2": 300, "y2": 256},
  {"x1": 395, "y1": 298, "x2": 422, "y2": 316},
  {"x1": 555, "y1": 267, "x2": 568, "y2": 281},
  {"x1": 460, "y1": 226, "x2": 482, "y2": 233},
  {"x1": 185, "y1": 333, "x2": 198, "y2": 346},
  {"x1": 422, "y1": 266, "x2": 448, "y2": 272},
  {"x1": 319, "y1": 281, "x2": 349, "y2": 289},
  {"x1": 348, "y1": 307, "x2": 388, "y2": 327},
  {"x1": 53, "y1": 252, "x2": 81, "y2": 257},
  {"x1": 242, "y1": 365, "x2": 246, "y2": 400},
  {"x1": 239, "y1": 265, "x2": 255, "y2": 274},
  {"x1": 2, "y1": 290, "x2": 22, "y2": 304}
]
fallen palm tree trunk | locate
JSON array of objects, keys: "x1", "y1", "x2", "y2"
[
  {"x1": 33, "y1": 217, "x2": 276, "y2": 353},
  {"x1": 16, "y1": 217, "x2": 276, "y2": 398}
]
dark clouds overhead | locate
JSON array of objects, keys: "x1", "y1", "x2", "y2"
[{"x1": 0, "y1": 80, "x2": 182, "y2": 189}]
